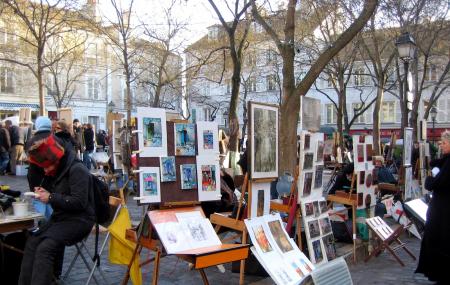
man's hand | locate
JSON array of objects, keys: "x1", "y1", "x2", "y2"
[{"x1": 34, "y1": 187, "x2": 50, "y2": 204}]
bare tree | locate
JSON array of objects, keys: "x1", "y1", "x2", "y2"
[
  {"x1": 0, "y1": 0, "x2": 82, "y2": 115},
  {"x1": 252, "y1": 0, "x2": 378, "y2": 174}
]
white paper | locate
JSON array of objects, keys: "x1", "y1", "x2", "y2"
[
  {"x1": 137, "y1": 107, "x2": 168, "y2": 157},
  {"x1": 196, "y1": 155, "x2": 221, "y2": 202},
  {"x1": 175, "y1": 211, "x2": 203, "y2": 221},
  {"x1": 179, "y1": 217, "x2": 222, "y2": 248},
  {"x1": 154, "y1": 222, "x2": 191, "y2": 254},
  {"x1": 405, "y1": 199, "x2": 428, "y2": 222}
]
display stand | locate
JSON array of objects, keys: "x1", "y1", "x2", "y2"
[
  {"x1": 326, "y1": 173, "x2": 358, "y2": 262},
  {"x1": 269, "y1": 166, "x2": 303, "y2": 250},
  {"x1": 122, "y1": 205, "x2": 249, "y2": 285}
]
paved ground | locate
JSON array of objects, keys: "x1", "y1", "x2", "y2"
[{"x1": 0, "y1": 174, "x2": 434, "y2": 285}]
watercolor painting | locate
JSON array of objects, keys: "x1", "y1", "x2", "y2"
[
  {"x1": 200, "y1": 165, "x2": 217, "y2": 192},
  {"x1": 175, "y1": 123, "x2": 196, "y2": 156},
  {"x1": 180, "y1": 164, "x2": 197, "y2": 190},
  {"x1": 143, "y1": 117, "x2": 162, "y2": 147},
  {"x1": 203, "y1": 130, "x2": 214, "y2": 149},
  {"x1": 160, "y1": 156, "x2": 176, "y2": 182}
]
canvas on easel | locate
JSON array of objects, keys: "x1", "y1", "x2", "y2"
[
  {"x1": 137, "y1": 107, "x2": 168, "y2": 157},
  {"x1": 138, "y1": 167, "x2": 161, "y2": 204}
]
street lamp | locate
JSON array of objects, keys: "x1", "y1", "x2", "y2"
[
  {"x1": 430, "y1": 106, "x2": 437, "y2": 145},
  {"x1": 108, "y1": 101, "x2": 116, "y2": 113},
  {"x1": 396, "y1": 32, "x2": 416, "y2": 128}
]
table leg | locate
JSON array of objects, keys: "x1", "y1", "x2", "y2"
[
  {"x1": 152, "y1": 249, "x2": 161, "y2": 285},
  {"x1": 199, "y1": 268, "x2": 210, "y2": 285},
  {"x1": 352, "y1": 204, "x2": 356, "y2": 263},
  {"x1": 239, "y1": 228, "x2": 247, "y2": 285}
]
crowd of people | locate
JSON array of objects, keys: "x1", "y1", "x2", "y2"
[{"x1": 0, "y1": 117, "x2": 110, "y2": 175}]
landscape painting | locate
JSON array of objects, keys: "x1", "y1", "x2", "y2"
[
  {"x1": 175, "y1": 123, "x2": 196, "y2": 156},
  {"x1": 249, "y1": 102, "x2": 278, "y2": 179}
]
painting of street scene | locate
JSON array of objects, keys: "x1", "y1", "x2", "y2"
[
  {"x1": 180, "y1": 164, "x2": 197, "y2": 190},
  {"x1": 160, "y1": 156, "x2": 176, "y2": 182},
  {"x1": 143, "y1": 117, "x2": 162, "y2": 147},
  {"x1": 175, "y1": 123, "x2": 196, "y2": 156},
  {"x1": 143, "y1": 172, "x2": 158, "y2": 196},
  {"x1": 201, "y1": 165, "x2": 216, "y2": 191},
  {"x1": 203, "y1": 130, "x2": 214, "y2": 149}
]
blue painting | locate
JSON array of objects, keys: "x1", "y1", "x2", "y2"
[
  {"x1": 203, "y1": 130, "x2": 214, "y2": 149},
  {"x1": 175, "y1": 123, "x2": 196, "y2": 156},
  {"x1": 143, "y1": 117, "x2": 162, "y2": 147},
  {"x1": 143, "y1": 172, "x2": 158, "y2": 196},
  {"x1": 160, "y1": 156, "x2": 176, "y2": 182},
  {"x1": 180, "y1": 164, "x2": 197, "y2": 190}
]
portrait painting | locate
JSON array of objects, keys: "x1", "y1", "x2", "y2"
[
  {"x1": 160, "y1": 156, "x2": 176, "y2": 182},
  {"x1": 312, "y1": 240, "x2": 323, "y2": 263},
  {"x1": 308, "y1": 220, "x2": 320, "y2": 238},
  {"x1": 303, "y1": 172, "x2": 313, "y2": 197},
  {"x1": 200, "y1": 165, "x2": 217, "y2": 192},
  {"x1": 322, "y1": 234, "x2": 336, "y2": 261},
  {"x1": 180, "y1": 164, "x2": 197, "y2": 190},
  {"x1": 268, "y1": 220, "x2": 294, "y2": 253},
  {"x1": 139, "y1": 167, "x2": 161, "y2": 204},
  {"x1": 359, "y1": 171, "x2": 365, "y2": 185},
  {"x1": 366, "y1": 144, "x2": 373, "y2": 161},
  {"x1": 303, "y1": 153, "x2": 314, "y2": 170},
  {"x1": 252, "y1": 225, "x2": 273, "y2": 253},
  {"x1": 319, "y1": 217, "x2": 332, "y2": 235},
  {"x1": 137, "y1": 107, "x2": 167, "y2": 157},
  {"x1": 249, "y1": 102, "x2": 279, "y2": 179},
  {"x1": 175, "y1": 123, "x2": 196, "y2": 156},
  {"x1": 365, "y1": 173, "x2": 373, "y2": 188},
  {"x1": 319, "y1": 200, "x2": 328, "y2": 214},
  {"x1": 316, "y1": 141, "x2": 324, "y2": 162},
  {"x1": 313, "y1": 201, "x2": 320, "y2": 217},
  {"x1": 143, "y1": 117, "x2": 162, "y2": 147},
  {"x1": 314, "y1": 165, "x2": 324, "y2": 189},
  {"x1": 357, "y1": 144, "x2": 364, "y2": 162},
  {"x1": 305, "y1": 202, "x2": 314, "y2": 216}
]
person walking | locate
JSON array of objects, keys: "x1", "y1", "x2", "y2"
[
  {"x1": 72, "y1": 119, "x2": 84, "y2": 160},
  {"x1": 83, "y1": 123, "x2": 95, "y2": 169},
  {"x1": 0, "y1": 121, "x2": 10, "y2": 175},
  {"x1": 18, "y1": 132, "x2": 95, "y2": 285},
  {"x1": 5, "y1": 119, "x2": 24, "y2": 175},
  {"x1": 416, "y1": 130, "x2": 450, "y2": 284}
]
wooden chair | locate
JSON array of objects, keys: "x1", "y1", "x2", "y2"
[{"x1": 365, "y1": 216, "x2": 416, "y2": 266}]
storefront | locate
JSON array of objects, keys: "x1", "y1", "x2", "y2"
[{"x1": 0, "y1": 102, "x2": 40, "y2": 121}]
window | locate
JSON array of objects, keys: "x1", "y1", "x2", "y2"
[
  {"x1": 87, "y1": 76, "x2": 99, "y2": 99},
  {"x1": 203, "y1": 108, "x2": 211, "y2": 121},
  {"x1": 266, "y1": 50, "x2": 277, "y2": 64},
  {"x1": 46, "y1": 74, "x2": 57, "y2": 95},
  {"x1": 327, "y1": 75, "x2": 335, "y2": 88},
  {"x1": 208, "y1": 26, "x2": 219, "y2": 40},
  {"x1": 381, "y1": 101, "x2": 395, "y2": 123},
  {"x1": 386, "y1": 66, "x2": 396, "y2": 85},
  {"x1": 247, "y1": 52, "x2": 257, "y2": 66},
  {"x1": 352, "y1": 103, "x2": 365, "y2": 123},
  {"x1": 0, "y1": 23, "x2": 14, "y2": 44},
  {"x1": 354, "y1": 67, "x2": 369, "y2": 86},
  {"x1": 326, "y1": 104, "x2": 337, "y2": 124},
  {"x1": 266, "y1": 74, "x2": 276, "y2": 91},
  {"x1": 424, "y1": 64, "x2": 438, "y2": 82},
  {"x1": 246, "y1": 77, "x2": 257, "y2": 92},
  {"x1": 86, "y1": 43, "x2": 97, "y2": 65},
  {"x1": 0, "y1": 67, "x2": 14, "y2": 93}
]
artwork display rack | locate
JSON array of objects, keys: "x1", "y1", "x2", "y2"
[
  {"x1": 121, "y1": 204, "x2": 249, "y2": 285},
  {"x1": 269, "y1": 166, "x2": 303, "y2": 250},
  {"x1": 326, "y1": 173, "x2": 358, "y2": 262}
]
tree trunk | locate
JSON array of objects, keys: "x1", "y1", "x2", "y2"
[
  {"x1": 279, "y1": 89, "x2": 300, "y2": 175},
  {"x1": 37, "y1": 62, "x2": 45, "y2": 116},
  {"x1": 373, "y1": 87, "x2": 384, "y2": 155},
  {"x1": 228, "y1": 53, "x2": 242, "y2": 154}
]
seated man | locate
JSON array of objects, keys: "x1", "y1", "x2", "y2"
[
  {"x1": 19, "y1": 133, "x2": 95, "y2": 285},
  {"x1": 328, "y1": 164, "x2": 354, "y2": 195},
  {"x1": 373, "y1": 156, "x2": 397, "y2": 185}
]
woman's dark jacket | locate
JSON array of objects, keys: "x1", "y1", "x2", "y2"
[
  {"x1": 55, "y1": 131, "x2": 77, "y2": 151},
  {"x1": 416, "y1": 153, "x2": 450, "y2": 282},
  {"x1": 84, "y1": 128, "x2": 95, "y2": 151}
]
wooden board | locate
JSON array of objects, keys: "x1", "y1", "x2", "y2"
[{"x1": 177, "y1": 244, "x2": 249, "y2": 269}]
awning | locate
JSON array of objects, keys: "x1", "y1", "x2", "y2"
[{"x1": 0, "y1": 102, "x2": 40, "y2": 111}]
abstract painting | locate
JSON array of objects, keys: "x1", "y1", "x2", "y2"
[
  {"x1": 137, "y1": 107, "x2": 167, "y2": 157},
  {"x1": 249, "y1": 102, "x2": 278, "y2": 179},
  {"x1": 180, "y1": 164, "x2": 197, "y2": 190},
  {"x1": 203, "y1": 130, "x2": 214, "y2": 149},
  {"x1": 160, "y1": 156, "x2": 176, "y2": 182},
  {"x1": 175, "y1": 123, "x2": 196, "y2": 156},
  {"x1": 139, "y1": 167, "x2": 161, "y2": 204}
]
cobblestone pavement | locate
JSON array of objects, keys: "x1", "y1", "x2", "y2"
[{"x1": 0, "y1": 174, "x2": 434, "y2": 285}]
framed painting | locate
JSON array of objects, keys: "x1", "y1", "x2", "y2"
[
  {"x1": 139, "y1": 167, "x2": 161, "y2": 204},
  {"x1": 403, "y1": 128, "x2": 413, "y2": 166},
  {"x1": 160, "y1": 156, "x2": 176, "y2": 182},
  {"x1": 196, "y1": 156, "x2": 221, "y2": 201},
  {"x1": 248, "y1": 101, "x2": 279, "y2": 180},
  {"x1": 175, "y1": 123, "x2": 196, "y2": 156},
  {"x1": 250, "y1": 182, "x2": 271, "y2": 218},
  {"x1": 180, "y1": 164, "x2": 197, "y2": 190},
  {"x1": 316, "y1": 141, "x2": 324, "y2": 162},
  {"x1": 137, "y1": 107, "x2": 167, "y2": 157},
  {"x1": 196, "y1": 121, "x2": 219, "y2": 155}
]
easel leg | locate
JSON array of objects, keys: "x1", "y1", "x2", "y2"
[
  {"x1": 352, "y1": 204, "x2": 357, "y2": 263},
  {"x1": 121, "y1": 243, "x2": 142, "y2": 285},
  {"x1": 152, "y1": 249, "x2": 161, "y2": 285},
  {"x1": 239, "y1": 228, "x2": 247, "y2": 285},
  {"x1": 198, "y1": 268, "x2": 210, "y2": 285},
  {"x1": 296, "y1": 209, "x2": 302, "y2": 250}
]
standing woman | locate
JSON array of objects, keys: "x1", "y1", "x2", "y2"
[{"x1": 416, "y1": 131, "x2": 450, "y2": 284}]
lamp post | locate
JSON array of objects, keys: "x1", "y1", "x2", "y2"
[
  {"x1": 430, "y1": 106, "x2": 437, "y2": 145},
  {"x1": 395, "y1": 32, "x2": 416, "y2": 129},
  {"x1": 108, "y1": 101, "x2": 115, "y2": 113}
]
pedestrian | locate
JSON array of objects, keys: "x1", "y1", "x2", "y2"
[
  {"x1": 54, "y1": 120, "x2": 77, "y2": 150},
  {"x1": 416, "y1": 130, "x2": 450, "y2": 284},
  {"x1": 83, "y1": 123, "x2": 95, "y2": 169},
  {"x1": 5, "y1": 119, "x2": 24, "y2": 175},
  {"x1": 72, "y1": 119, "x2": 84, "y2": 160},
  {"x1": 0, "y1": 121, "x2": 11, "y2": 175},
  {"x1": 18, "y1": 132, "x2": 95, "y2": 285},
  {"x1": 96, "y1": 129, "x2": 107, "y2": 151}
]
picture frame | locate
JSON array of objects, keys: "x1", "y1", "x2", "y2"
[
  {"x1": 196, "y1": 121, "x2": 219, "y2": 155},
  {"x1": 137, "y1": 107, "x2": 167, "y2": 157},
  {"x1": 250, "y1": 182, "x2": 271, "y2": 218},
  {"x1": 302, "y1": 172, "x2": 313, "y2": 197},
  {"x1": 196, "y1": 156, "x2": 221, "y2": 201},
  {"x1": 139, "y1": 167, "x2": 161, "y2": 204},
  {"x1": 248, "y1": 101, "x2": 279, "y2": 180},
  {"x1": 180, "y1": 164, "x2": 197, "y2": 190},
  {"x1": 316, "y1": 141, "x2": 324, "y2": 162},
  {"x1": 314, "y1": 165, "x2": 323, "y2": 189},
  {"x1": 403, "y1": 127, "x2": 413, "y2": 166},
  {"x1": 160, "y1": 156, "x2": 176, "y2": 182},
  {"x1": 303, "y1": 153, "x2": 314, "y2": 170},
  {"x1": 175, "y1": 123, "x2": 196, "y2": 156}
]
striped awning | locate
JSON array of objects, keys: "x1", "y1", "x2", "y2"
[{"x1": 0, "y1": 102, "x2": 40, "y2": 111}]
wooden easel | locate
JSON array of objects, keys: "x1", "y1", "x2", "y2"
[{"x1": 327, "y1": 172, "x2": 358, "y2": 262}]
